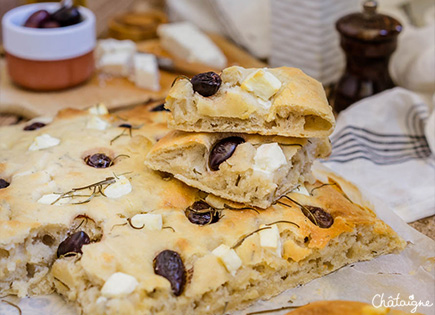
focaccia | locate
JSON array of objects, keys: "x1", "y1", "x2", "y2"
[
  {"x1": 0, "y1": 105, "x2": 404, "y2": 315},
  {"x1": 165, "y1": 66, "x2": 335, "y2": 138},
  {"x1": 285, "y1": 300, "x2": 418, "y2": 315},
  {"x1": 145, "y1": 130, "x2": 331, "y2": 208}
]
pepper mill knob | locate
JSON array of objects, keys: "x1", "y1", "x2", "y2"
[
  {"x1": 363, "y1": 0, "x2": 377, "y2": 15},
  {"x1": 333, "y1": 0, "x2": 402, "y2": 113}
]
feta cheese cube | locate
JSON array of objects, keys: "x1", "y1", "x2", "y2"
[
  {"x1": 104, "y1": 176, "x2": 132, "y2": 199},
  {"x1": 157, "y1": 22, "x2": 227, "y2": 69},
  {"x1": 131, "y1": 53, "x2": 160, "y2": 91},
  {"x1": 101, "y1": 272, "x2": 138, "y2": 298},
  {"x1": 86, "y1": 116, "x2": 110, "y2": 130},
  {"x1": 130, "y1": 213, "x2": 162, "y2": 231},
  {"x1": 99, "y1": 51, "x2": 133, "y2": 77},
  {"x1": 88, "y1": 103, "x2": 109, "y2": 115},
  {"x1": 37, "y1": 193, "x2": 70, "y2": 205},
  {"x1": 259, "y1": 224, "x2": 282, "y2": 257},
  {"x1": 253, "y1": 143, "x2": 287, "y2": 174},
  {"x1": 241, "y1": 69, "x2": 282, "y2": 100},
  {"x1": 212, "y1": 244, "x2": 242, "y2": 275},
  {"x1": 29, "y1": 134, "x2": 60, "y2": 151},
  {"x1": 95, "y1": 39, "x2": 136, "y2": 61}
]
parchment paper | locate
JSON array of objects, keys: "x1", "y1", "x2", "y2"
[{"x1": 1, "y1": 163, "x2": 434, "y2": 315}]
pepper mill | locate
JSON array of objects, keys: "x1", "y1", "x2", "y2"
[{"x1": 334, "y1": 0, "x2": 402, "y2": 113}]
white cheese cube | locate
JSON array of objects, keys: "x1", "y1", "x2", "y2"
[
  {"x1": 86, "y1": 116, "x2": 110, "y2": 130},
  {"x1": 88, "y1": 103, "x2": 109, "y2": 115},
  {"x1": 29, "y1": 134, "x2": 60, "y2": 151},
  {"x1": 96, "y1": 39, "x2": 136, "y2": 61},
  {"x1": 253, "y1": 143, "x2": 287, "y2": 174},
  {"x1": 241, "y1": 69, "x2": 282, "y2": 100},
  {"x1": 99, "y1": 51, "x2": 133, "y2": 77},
  {"x1": 130, "y1": 213, "x2": 162, "y2": 231},
  {"x1": 131, "y1": 54, "x2": 160, "y2": 91},
  {"x1": 101, "y1": 272, "x2": 138, "y2": 298},
  {"x1": 259, "y1": 224, "x2": 282, "y2": 257},
  {"x1": 212, "y1": 244, "x2": 242, "y2": 275},
  {"x1": 104, "y1": 176, "x2": 132, "y2": 199},
  {"x1": 157, "y1": 22, "x2": 227, "y2": 69},
  {"x1": 291, "y1": 185, "x2": 310, "y2": 196},
  {"x1": 37, "y1": 193, "x2": 70, "y2": 205}
]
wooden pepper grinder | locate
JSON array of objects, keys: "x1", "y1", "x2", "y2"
[{"x1": 334, "y1": 0, "x2": 402, "y2": 113}]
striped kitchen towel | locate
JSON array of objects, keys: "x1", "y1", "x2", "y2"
[{"x1": 322, "y1": 87, "x2": 435, "y2": 223}]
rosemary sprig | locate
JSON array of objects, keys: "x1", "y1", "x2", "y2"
[
  {"x1": 110, "y1": 128, "x2": 127, "y2": 145},
  {"x1": 51, "y1": 176, "x2": 117, "y2": 205},
  {"x1": 232, "y1": 219, "x2": 300, "y2": 249},
  {"x1": 246, "y1": 305, "x2": 306, "y2": 315},
  {"x1": 109, "y1": 154, "x2": 130, "y2": 166},
  {"x1": 186, "y1": 203, "x2": 223, "y2": 225},
  {"x1": 265, "y1": 220, "x2": 300, "y2": 229},
  {"x1": 232, "y1": 227, "x2": 271, "y2": 249},
  {"x1": 0, "y1": 299, "x2": 22, "y2": 315},
  {"x1": 110, "y1": 125, "x2": 143, "y2": 145},
  {"x1": 110, "y1": 223, "x2": 127, "y2": 231},
  {"x1": 171, "y1": 75, "x2": 190, "y2": 87},
  {"x1": 309, "y1": 183, "x2": 337, "y2": 195},
  {"x1": 127, "y1": 217, "x2": 144, "y2": 230},
  {"x1": 53, "y1": 277, "x2": 70, "y2": 290},
  {"x1": 279, "y1": 143, "x2": 303, "y2": 148},
  {"x1": 222, "y1": 204, "x2": 260, "y2": 214},
  {"x1": 277, "y1": 195, "x2": 319, "y2": 227},
  {"x1": 162, "y1": 226, "x2": 175, "y2": 232}
]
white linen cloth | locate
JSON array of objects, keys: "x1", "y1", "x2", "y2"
[
  {"x1": 268, "y1": 0, "x2": 359, "y2": 85},
  {"x1": 390, "y1": 25, "x2": 435, "y2": 94},
  {"x1": 322, "y1": 88, "x2": 435, "y2": 223},
  {"x1": 323, "y1": 20, "x2": 435, "y2": 223}
]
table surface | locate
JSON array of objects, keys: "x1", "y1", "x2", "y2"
[{"x1": 0, "y1": 113, "x2": 433, "y2": 240}]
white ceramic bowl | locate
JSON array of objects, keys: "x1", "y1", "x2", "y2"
[{"x1": 2, "y1": 3, "x2": 96, "y2": 90}]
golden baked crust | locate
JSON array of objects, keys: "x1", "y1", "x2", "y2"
[
  {"x1": 165, "y1": 66, "x2": 336, "y2": 138},
  {"x1": 0, "y1": 105, "x2": 404, "y2": 315},
  {"x1": 285, "y1": 300, "x2": 421, "y2": 315},
  {"x1": 145, "y1": 130, "x2": 331, "y2": 208}
]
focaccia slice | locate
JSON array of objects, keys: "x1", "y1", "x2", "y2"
[
  {"x1": 145, "y1": 130, "x2": 331, "y2": 208},
  {"x1": 165, "y1": 66, "x2": 335, "y2": 138},
  {"x1": 0, "y1": 104, "x2": 405, "y2": 315},
  {"x1": 285, "y1": 300, "x2": 417, "y2": 315},
  {"x1": 49, "y1": 170, "x2": 405, "y2": 315}
]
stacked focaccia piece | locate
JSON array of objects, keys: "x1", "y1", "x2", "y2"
[
  {"x1": 145, "y1": 66, "x2": 336, "y2": 208},
  {"x1": 0, "y1": 67, "x2": 406, "y2": 315}
]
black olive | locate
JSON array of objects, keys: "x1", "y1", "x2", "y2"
[
  {"x1": 0, "y1": 179, "x2": 10, "y2": 189},
  {"x1": 51, "y1": 6, "x2": 82, "y2": 27},
  {"x1": 23, "y1": 10, "x2": 51, "y2": 28},
  {"x1": 153, "y1": 250, "x2": 186, "y2": 296},
  {"x1": 304, "y1": 206, "x2": 334, "y2": 228},
  {"x1": 150, "y1": 104, "x2": 170, "y2": 112},
  {"x1": 185, "y1": 201, "x2": 220, "y2": 225},
  {"x1": 57, "y1": 231, "x2": 90, "y2": 258},
  {"x1": 191, "y1": 72, "x2": 222, "y2": 97},
  {"x1": 24, "y1": 122, "x2": 46, "y2": 131},
  {"x1": 119, "y1": 123, "x2": 132, "y2": 129},
  {"x1": 84, "y1": 153, "x2": 112, "y2": 168},
  {"x1": 209, "y1": 136, "x2": 245, "y2": 171},
  {"x1": 41, "y1": 20, "x2": 61, "y2": 28}
]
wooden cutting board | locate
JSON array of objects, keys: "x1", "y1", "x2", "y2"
[{"x1": 0, "y1": 34, "x2": 265, "y2": 118}]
